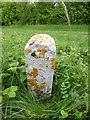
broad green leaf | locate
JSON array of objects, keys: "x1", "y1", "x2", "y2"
[
  {"x1": 18, "y1": 66, "x2": 26, "y2": 73},
  {"x1": 8, "y1": 91, "x2": 16, "y2": 98},
  {"x1": 65, "y1": 84, "x2": 71, "y2": 89},
  {"x1": 61, "y1": 110, "x2": 68, "y2": 118},
  {"x1": 60, "y1": 87, "x2": 68, "y2": 90},
  {"x1": 20, "y1": 73, "x2": 26, "y2": 82},
  {"x1": 73, "y1": 82, "x2": 81, "y2": 87},
  {"x1": 2, "y1": 87, "x2": 10, "y2": 95},
  {"x1": 2, "y1": 86, "x2": 18, "y2": 98},
  {"x1": 62, "y1": 94, "x2": 69, "y2": 99},
  {"x1": 61, "y1": 90, "x2": 67, "y2": 94},
  {"x1": 61, "y1": 82, "x2": 66, "y2": 87},
  {"x1": 75, "y1": 110, "x2": 82, "y2": 118},
  {"x1": 64, "y1": 81, "x2": 69, "y2": 84},
  {"x1": 10, "y1": 86, "x2": 18, "y2": 91},
  {"x1": 7, "y1": 67, "x2": 17, "y2": 73},
  {"x1": 9, "y1": 61, "x2": 17, "y2": 67}
]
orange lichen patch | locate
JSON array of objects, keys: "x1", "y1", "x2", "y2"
[
  {"x1": 27, "y1": 79, "x2": 47, "y2": 94},
  {"x1": 33, "y1": 87, "x2": 41, "y2": 94},
  {"x1": 37, "y1": 48, "x2": 48, "y2": 55},
  {"x1": 50, "y1": 58, "x2": 56, "y2": 62},
  {"x1": 33, "y1": 82, "x2": 47, "y2": 94},
  {"x1": 40, "y1": 82, "x2": 47, "y2": 89},
  {"x1": 27, "y1": 79, "x2": 41, "y2": 94},
  {"x1": 27, "y1": 78, "x2": 39, "y2": 87},
  {"x1": 51, "y1": 62, "x2": 55, "y2": 70},
  {"x1": 50, "y1": 58, "x2": 56, "y2": 70},
  {"x1": 25, "y1": 63, "x2": 28, "y2": 67},
  {"x1": 34, "y1": 56, "x2": 40, "y2": 59},
  {"x1": 25, "y1": 49, "x2": 32, "y2": 55},
  {"x1": 26, "y1": 72, "x2": 29, "y2": 76},
  {"x1": 26, "y1": 68, "x2": 38, "y2": 77}
]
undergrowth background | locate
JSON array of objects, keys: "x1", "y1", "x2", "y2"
[{"x1": 1, "y1": 25, "x2": 88, "y2": 119}]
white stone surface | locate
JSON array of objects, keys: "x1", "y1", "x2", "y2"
[{"x1": 24, "y1": 34, "x2": 56, "y2": 97}]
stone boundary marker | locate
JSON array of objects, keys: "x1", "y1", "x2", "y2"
[{"x1": 24, "y1": 34, "x2": 56, "y2": 97}]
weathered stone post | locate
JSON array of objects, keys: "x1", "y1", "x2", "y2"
[{"x1": 24, "y1": 34, "x2": 56, "y2": 97}]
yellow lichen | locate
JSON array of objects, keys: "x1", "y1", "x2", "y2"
[
  {"x1": 27, "y1": 78, "x2": 47, "y2": 94},
  {"x1": 33, "y1": 82, "x2": 47, "y2": 94},
  {"x1": 50, "y1": 58, "x2": 56, "y2": 62},
  {"x1": 26, "y1": 68, "x2": 38, "y2": 77},
  {"x1": 25, "y1": 49, "x2": 32, "y2": 55},
  {"x1": 50, "y1": 58, "x2": 56, "y2": 70},
  {"x1": 51, "y1": 63, "x2": 55, "y2": 70},
  {"x1": 33, "y1": 87, "x2": 41, "y2": 94},
  {"x1": 37, "y1": 48, "x2": 47, "y2": 55},
  {"x1": 27, "y1": 78, "x2": 39, "y2": 87},
  {"x1": 40, "y1": 82, "x2": 47, "y2": 89},
  {"x1": 34, "y1": 56, "x2": 40, "y2": 59}
]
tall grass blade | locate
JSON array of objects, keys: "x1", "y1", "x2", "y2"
[{"x1": 61, "y1": 1, "x2": 71, "y2": 30}]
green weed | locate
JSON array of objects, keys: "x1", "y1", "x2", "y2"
[{"x1": 1, "y1": 25, "x2": 88, "y2": 119}]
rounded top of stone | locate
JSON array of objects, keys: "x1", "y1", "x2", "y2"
[
  {"x1": 25, "y1": 34, "x2": 56, "y2": 53},
  {"x1": 29, "y1": 34, "x2": 55, "y2": 46}
]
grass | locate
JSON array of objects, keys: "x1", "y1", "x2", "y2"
[
  {"x1": 2, "y1": 24, "x2": 88, "y2": 59},
  {"x1": 1, "y1": 25, "x2": 88, "y2": 119}
]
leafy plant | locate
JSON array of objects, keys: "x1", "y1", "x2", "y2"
[
  {"x1": 2, "y1": 86, "x2": 18, "y2": 98},
  {"x1": 2, "y1": 25, "x2": 88, "y2": 119},
  {"x1": 61, "y1": 110, "x2": 68, "y2": 118},
  {"x1": 1, "y1": 2, "x2": 89, "y2": 25}
]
